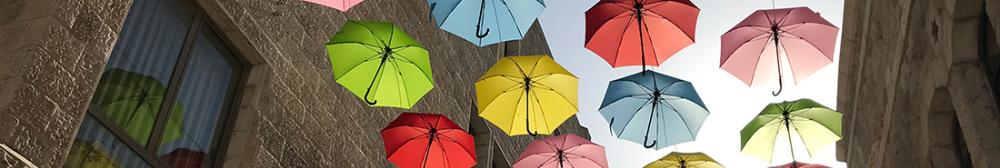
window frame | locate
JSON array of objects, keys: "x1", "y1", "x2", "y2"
[{"x1": 83, "y1": 1, "x2": 250, "y2": 167}]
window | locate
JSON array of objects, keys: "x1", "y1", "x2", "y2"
[{"x1": 64, "y1": 0, "x2": 244, "y2": 167}]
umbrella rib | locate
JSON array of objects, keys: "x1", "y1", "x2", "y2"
[
  {"x1": 662, "y1": 99, "x2": 698, "y2": 140},
  {"x1": 746, "y1": 35, "x2": 775, "y2": 86},
  {"x1": 775, "y1": 9, "x2": 796, "y2": 26},
  {"x1": 526, "y1": 57, "x2": 545, "y2": 77},
  {"x1": 788, "y1": 119, "x2": 816, "y2": 158},
  {"x1": 639, "y1": 19, "x2": 664, "y2": 65},
  {"x1": 387, "y1": 58, "x2": 410, "y2": 105},
  {"x1": 329, "y1": 42, "x2": 384, "y2": 52},
  {"x1": 353, "y1": 22, "x2": 390, "y2": 47},
  {"x1": 433, "y1": 0, "x2": 465, "y2": 27},
  {"x1": 507, "y1": 57, "x2": 531, "y2": 77},
  {"x1": 498, "y1": 0, "x2": 526, "y2": 38},
  {"x1": 615, "y1": 98, "x2": 656, "y2": 137},
  {"x1": 608, "y1": 14, "x2": 637, "y2": 65},
  {"x1": 528, "y1": 90, "x2": 552, "y2": 133},
  {"x1": 434, "y1": 137, "x2": 453, "y2": 168}
]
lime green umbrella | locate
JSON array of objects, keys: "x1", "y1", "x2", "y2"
[
  {"x1": 64, "y1": 140, "x2": 120, "y2": 168},
  {"x1": 740, "y1": 99, "x2": 841, "y2": 162},
  {"x1": 327, "y1": 20, "x2": 433, "y2": 109},
  {"x1": 91, "y1": 68, "x2": 184, "y2": 146}
]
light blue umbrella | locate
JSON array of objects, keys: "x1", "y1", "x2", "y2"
[
  {"x1": 427, "y1": 0, "x2": 545, "y2": 47},
  {"x1": 600, "y1": 71, "x2": 709, "y2": 149}
]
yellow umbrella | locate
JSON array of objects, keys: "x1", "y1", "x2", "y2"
[
  {"x1": 645, "y1": 152, "x2": 725, "y2": 168},
  {"x1": 476, "y1": 55, "x2": 578, "y2": 136}
]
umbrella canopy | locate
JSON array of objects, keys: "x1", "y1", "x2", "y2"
[
  {"x1": 585, "y1": 0, "x2": 699, "y2": 69},
  {"x1": 644, "y1": 152, "x2": 724, "y2": 168},
  {"x1": 381, "y1": 112, "x2": 476, "y2": 168},
  {"x1": 91, "y1": 68, "x2": 184, "y2": 146},
  {"x1": 161, "y1": 148, "x2": 206, "y2": 168},
  {"x1": 600, "y1": 71, "x2": 708, "y2": 149},
  {"x1": 301, "y1": 0, "x2": 364, "y2": 12},
  {"x1": 427, "y1": 0, "x2": 545, "y2": 46},
  {"x1": 720, "y1": 7, "x2": 838, "y2": 95},
  {"x1": 740, "y1": 99, "x2": 841, "y2": 163},
  {"x1": 476, "y1": 55, "x2": 579, "y2": 136},
  {"x1": 327, "y1": 20, "x2": 434, "y2": 109},
  {"x1": 513, "y1": 134, "x2": 609, "y2": 168},
  {"x1": 64, "y1": 140, "x2": 120, "y2": 168},
  {"x1": 769, "y1": 161, "x2": 829, "y2": 168}
]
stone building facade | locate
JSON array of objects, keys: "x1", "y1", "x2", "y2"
[
  {"x1": 0, "y1": 0, "x2": 588, "y2": 167},
  {"x1": 837, "y1": 0, "x2": 1000, "y2": 167}
]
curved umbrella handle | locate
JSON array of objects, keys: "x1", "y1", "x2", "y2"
[
  {"x1": 643, "y1": 135, "x2": 657, "y2": 148},
  {"x1": 363, "y1": 88, "x2": 378, "y2": 105},
  {"x1": 475, "y1": 0, "x2": 490, "y2": 38},
  {"x1": 476, "y1": 27, "x2": 491, "y2": 38},
  {"x1": 771, "y1": 78, "x2": 784, "y2": 96}
]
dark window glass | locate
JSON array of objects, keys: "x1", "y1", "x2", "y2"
[
  {"x1": 66, "y1": 0, "x2": 244, "y2": 167},
  {"x1": 156, "y1": 25, "x2": 242, "y2": 167}
]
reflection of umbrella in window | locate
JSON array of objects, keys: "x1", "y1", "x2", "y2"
[
  {"x1": 161, "y1": 148, "x2": 205, "y2": 168},
  {"x1": 91, "y1": 68, "x2": 184, "y2": 146},
  {"x1": 644, "y1": 152, "x2": 723, "y2": 168},
  {"x1": 64, "y1": 140, "x2": 120, "y2": 168}
]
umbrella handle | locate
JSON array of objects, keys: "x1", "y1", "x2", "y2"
[
  {"x1": 771, "y1": 79, "x2": 784, "y2": 96},
  {"x1": 428, "y1": 3, "x2": 436, "y2": 22},
  {"x1": 363, "y1": 88, "x2": 378, "y2": 105},
  {"x1": 643, "y1": 136, "x2": 657, "y2": 148},
  {"x1": 476, "y1": 26, "x2": 490, "y2": 38}
]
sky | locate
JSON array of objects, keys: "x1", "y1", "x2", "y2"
[{"x1": 536, "y1": 0, "x2": 845, "y2": 167}]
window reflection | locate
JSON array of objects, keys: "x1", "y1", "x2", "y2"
[{"x1": 65, "y1": 117, "x2": 154, "y2": 168}]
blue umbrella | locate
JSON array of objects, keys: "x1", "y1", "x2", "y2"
[
  {"x1": 600, "y1": 71, "x2": 709, "y2": 149},
  {"x1": 427, "y1": 0, "x2": 545, "y2": 47}
]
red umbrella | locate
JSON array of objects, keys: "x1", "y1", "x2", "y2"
[
  {"x1": 585, "y1": 0, "x2": 699, "y2": 70},
  {"x1": 381, "y1": 112, "x2": 476, "y2": 168},
  {"x1": 720, "y1": 7, "x2": 838, "y2": 95},
  {"x1": 769, "y1": 161, "x2": 830, "y2": 168},
  {"x1": 161, "y1": 148, "x2": 205, "y2": 168},
  {"x1": 513, "y1": 134, "x2": 608, "y2": 168}
]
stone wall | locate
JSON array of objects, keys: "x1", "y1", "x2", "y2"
[
  {"x1": 0, "y1": 0, "x2": 591, "y2": 167},
  {"x1": 837, "y1": 0, "x2": 1000, "y2": 167}
]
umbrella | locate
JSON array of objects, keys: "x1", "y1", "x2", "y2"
[
  {"x1": 740, "y1": 99, "x2": 841, "y2": 163},
  {"x1": 475, "y1": 55, "x2": 578, "y2": 136},
  {"x1": 720, "y1": 7, "x2": 838, "y2": 95},
  {"x1": 90, "y1": 68, "x2": 184, "y2": 146},
  {"x1": 513, "y1": 134, "x2": 609, "y2": 168},
  {"x1": 161, "y1": 148, "x2": 206, "y2": 168},
  {"x1": 769, "y1": 161, "x2": 829, "y2": 168},
  {"x1": 301, "y1": 0, "x2": 364, "y2": 12},
  {"x1": 64, "y1": 140, "x2": 120, "y2": 168},
  {"x1": 644, "y1": 152, "x2": 723, "y2": 168},
  {"x1": 600, "y1": 71, "x2": 708, "y2": 149},
  {"x1": 585, "y1": 0, "x2": 699, "y2": 70},
  {"x1": 327, "y1": 20, "x2": 434, "y2": 109},
  {"x1": 381, "y1": 112, "x2": 476, "y2": 168},
  {"x1": 427, "y1": 0, "x2": 545, "y2": 46}
]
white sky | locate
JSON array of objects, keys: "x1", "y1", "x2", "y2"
[{"x1": 537, "y1": 0, "x2": 845, "y2": 167}]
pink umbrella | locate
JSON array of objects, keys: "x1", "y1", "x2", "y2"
[
  {"x1": 720, "y1": 7, "x2": 838, "y2": 95},
  {"x1": 301, "y1": 0, "x2": 364, "y2": 12},
  {"x1": 769, "y1": 161, "x2": 830, "y2": 168},
  {"x1": 513, "y1": 134, "x2": 608, "y2": 168}
]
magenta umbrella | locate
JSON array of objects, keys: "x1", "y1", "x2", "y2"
[
  {"x1": 720, "y1": 7, "x2": 838, "y2": 95},
  {"x1": 513, "y1": 134, "x2": 608, "y2": 168},
  {"x1": 301, "y1": 0, "x2": 364, "y2": 12}
]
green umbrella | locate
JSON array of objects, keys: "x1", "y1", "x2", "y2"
[
  {"x1": 327, "y1": 20, "x2": 433, "y2": 109},
  {"x1": 740, "y1": 99, "x2": 841, "y2": 162},
  {"x1": 91, "y1": 68, "x2": 184, "y2": 146},
  {"x1": 64, "y1": 140, "x2": 120, "y2": 168}
]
